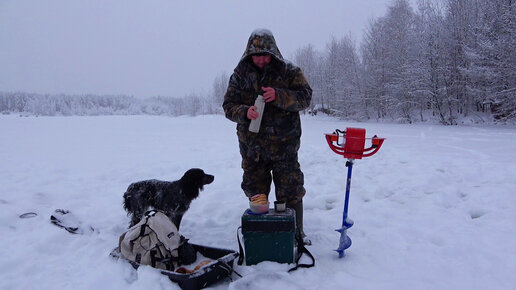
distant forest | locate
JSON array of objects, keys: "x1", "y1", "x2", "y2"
[
  {"x1": 0, "y1": 92, "x2": 218, "y2": 117},
  {"x1": 2, "y1": 0, "x2": 514, "y2": 124},
  {"x1": 289, "y1": 0, "x2": 515, "y2": 124}
]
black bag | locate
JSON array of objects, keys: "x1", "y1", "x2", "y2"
[{"x1": 177, "y1": 236, "x2": 197, "y2": 265}]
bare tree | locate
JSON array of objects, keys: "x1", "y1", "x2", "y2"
[
  {"x1": 212, "y1": 72, "x2": 229, "y2": 114},
  {"x1": 294, "y1": 44, "x2": 321, "y2": 114}
]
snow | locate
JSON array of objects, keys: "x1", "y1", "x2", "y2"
[
  {"x1": 1, "y1": 114, "x2": 515, "y2": 290},
  {"x1": 251, "y1": 28, "x2": 274, "y2": 38}
]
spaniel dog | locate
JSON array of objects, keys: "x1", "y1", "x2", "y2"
[{"x1": 123, "y1": 168, "x2": 214, "y2": 229}]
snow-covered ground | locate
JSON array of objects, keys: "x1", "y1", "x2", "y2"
[{"x1": 1, "y1": 114, "x2": 515, "y2": 290}]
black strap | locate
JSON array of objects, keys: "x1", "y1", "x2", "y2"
[
  {"x1": 150, "y1": 249, "x2": 157, "y2": 268},
  {"x1": 288, "y1": 230, "x2": 315, "y2": 272},
  {"x1": 236, "y1": 226, "x2": 244, "y2": 266},
  {"x1": 219, "y1": 260, "x2": 243, "y2": 282},
  {"x1": 129, "y1": 217, "x2": 150, "y2": 245}
]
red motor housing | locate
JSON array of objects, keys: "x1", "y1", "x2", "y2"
[{"x1": 325, "y1": 128, "x2": 385, "y2": 160}]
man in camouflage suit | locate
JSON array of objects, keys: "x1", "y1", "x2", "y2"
[{"x1": 223, "y1": 29, "x2": 312, "y2": 238}]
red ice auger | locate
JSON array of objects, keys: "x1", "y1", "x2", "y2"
[{"x1": 325, "y1": 128, "x2": 385, "y2": 258}]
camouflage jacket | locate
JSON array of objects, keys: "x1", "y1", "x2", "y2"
[{"x1": 223, "y1": 29, "x2": 312, "y2": 143}]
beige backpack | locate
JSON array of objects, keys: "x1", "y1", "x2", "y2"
[{"x1": 119, "y1": 210, "x2": 181, "y2": 271}]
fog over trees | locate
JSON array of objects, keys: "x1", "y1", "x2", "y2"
[{"x1": 2, "y1": 0, "x2": 514, "y2": 124}]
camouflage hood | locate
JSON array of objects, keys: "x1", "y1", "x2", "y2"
[{"x1": 239, "y1": 29, "x2": 285, "y2": 65}]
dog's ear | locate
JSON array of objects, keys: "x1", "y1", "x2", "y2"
[
  {"x1": 181, "y1": 169, "x2": 203, "y2": 187},
  {"x1": 181, "y1": 169, "x2": 214, "y2": 193}
]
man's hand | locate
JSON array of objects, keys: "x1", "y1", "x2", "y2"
[
  {"x1": 247, "y1": 106, "x2": 259, "y2": 120},
  {"x1": 262, "y1": 86, "x2": 276, "y2": 102}
]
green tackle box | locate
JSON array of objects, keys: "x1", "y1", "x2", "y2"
[{"x1": 241, "y1": 208, "x2": 296, "y2": 265}]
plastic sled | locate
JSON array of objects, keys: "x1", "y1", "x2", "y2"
[{"x1": 110, "y1": 244, "x2": 239, "y2": 290}]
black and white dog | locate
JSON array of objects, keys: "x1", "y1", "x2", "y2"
[{"x1": 123, "y1": 168, "x2": 214, "y2": 229}]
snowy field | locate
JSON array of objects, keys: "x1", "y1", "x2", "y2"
[{"x1": 1, "y1": 114, "x2": 515, "y2": 290}]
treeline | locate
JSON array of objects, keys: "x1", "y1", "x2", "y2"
[
  {"x1": 288, "y1": 0, "x2": 515, "y2": 124},
  {"x1": 0, "y1": 92, "x2": 219, "y2": 117}
]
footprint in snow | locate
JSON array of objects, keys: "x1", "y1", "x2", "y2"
[{"x1": 469, "y1": 209, "x2": 486, "y2": 219}]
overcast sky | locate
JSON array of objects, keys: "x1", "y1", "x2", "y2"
[{"x1": 0, "y1": 0, "x2": 411, "y2": 98}]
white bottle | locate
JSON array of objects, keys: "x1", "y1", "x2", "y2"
[{"x1": 249, "y1": 95, "x2": 265, "y2": 133}]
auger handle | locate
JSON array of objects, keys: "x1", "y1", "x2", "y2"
[
  {"x1": 325, "y1": 133, "x2": 346, "y2": 156},
  {"x1": 362, "y1": 135, "x2": 386, "y2": 158},
  {"x1": 326, "y1": 132, "x2": 386, "y2": 158}
]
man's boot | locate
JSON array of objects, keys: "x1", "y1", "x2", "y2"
[{"x1": 290, "y1": 200, "x2": 311, "y2": 245}]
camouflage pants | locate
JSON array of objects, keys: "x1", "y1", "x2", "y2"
[{"x1": 239, "y1": 138, "x2": 306, "y2": 207}]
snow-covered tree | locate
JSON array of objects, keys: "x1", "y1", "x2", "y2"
[
  {"x1": 294, "y1": 44, "x2": 322, "y2": 114},
  {"x1": 212, "y1": 72, "x2": 229, "y2": 114}
]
